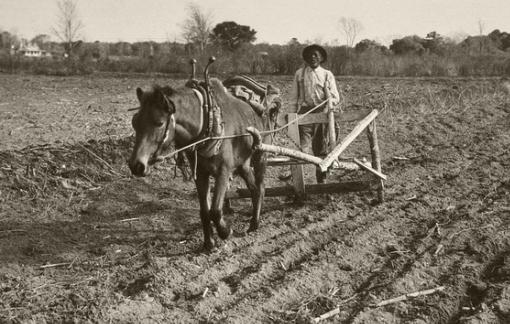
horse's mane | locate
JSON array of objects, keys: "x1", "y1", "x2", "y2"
[
  {"x1": 145, "y1": 84, "x2": 197, "y2": 112},
  {"x1": 140, "y1": 85, "x2": 175, "y2": 106},
  {"x1": 152, "y1": 85, "x2": 175, "y2": 97}
]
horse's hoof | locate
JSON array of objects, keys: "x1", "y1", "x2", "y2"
[
  {"x1": 217, "y1": 225, "x2": 232, "y2": 240},
  {"x1": 203, "y1": 239, "x2": 216, "y2": 252}
]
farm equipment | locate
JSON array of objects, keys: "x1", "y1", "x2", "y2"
[
  {"x1": 179, "y1": 57, "x2": 386, "y2": 202},
  {"x1": 225, "y1": 101, "x2": 386, "y2": 202}
]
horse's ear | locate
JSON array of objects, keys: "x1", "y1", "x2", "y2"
[
  {"x1": 136, "y1": 87, "x2": 143, "y2": 102},
  {"x1": 158, "y1": 86, "x2": 175, "y2": 113},
  {"x1": 163, "y1": 95, "x2": 176, "y2": 114}
]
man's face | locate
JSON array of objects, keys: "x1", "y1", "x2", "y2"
[{"x1": 306, "y1": 50, "x2": 322, "y2": 69}]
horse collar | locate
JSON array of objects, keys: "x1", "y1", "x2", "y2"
[
  {"x1": 185, "y1": 81, "x2": 224, "y2": 157},
  {"x1": 190, "y1": 88, "x2": 206, "y2": 138}
]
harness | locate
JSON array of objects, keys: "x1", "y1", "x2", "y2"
[
  {"x1": 165, "y1": 57, "x2": 281, "y2": 174},
  {"x1": 185, "y1": 79, "x2": 224, "y2": 158},
  {"x1": 151, "y1": 94, "x2": 176, "y2": 164},
  {"x1": 152, "y1": 75, "x2": 281, "y2": 166}
]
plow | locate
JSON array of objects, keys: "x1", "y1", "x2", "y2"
[{"x1": 226, "y1": 106, "x2": 386, "y2": 202}]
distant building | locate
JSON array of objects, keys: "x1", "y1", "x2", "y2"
[{"x1": 17, "y1": 42, "x2": 51, "y2": 57}]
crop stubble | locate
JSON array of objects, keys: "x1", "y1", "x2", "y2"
[{"x1": 0, "y1": 73, "x2": 509, "y2": 323}]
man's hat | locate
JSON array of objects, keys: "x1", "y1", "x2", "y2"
[{"x1": 302, "y1": 44, "x2": 327, "y2": 63}]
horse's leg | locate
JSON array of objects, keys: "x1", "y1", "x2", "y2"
[
  {"x1": 237, "y1": 162, "x2": 259, "y2": 231},
  {"x1": 249, "y1": 150, "x2": 266, "y2": 232},
  {"x1": 195, "y1": 170, "x2": 215, "y2": 251},
  {"x1": 210, "y1": 168, "x2": 232, "y2": 240}
]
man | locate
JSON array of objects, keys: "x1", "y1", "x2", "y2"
[{"x1": 289, "y1": 44, "x2": 340, "y2": 183}]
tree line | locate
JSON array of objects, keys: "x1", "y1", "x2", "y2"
[
  {"x1": 1, "y1": 30, "x2": 509, "y2": 77},
  {"x1": 0, "y1": 0, "x2": 509, "y2": 77}
]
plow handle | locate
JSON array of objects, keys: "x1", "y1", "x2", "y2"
[{"x1": 324, "y1": 86, "x2": 336, "y2": 150}]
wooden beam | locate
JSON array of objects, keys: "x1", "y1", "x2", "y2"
[
  {"x1": 267, "y1": 157, "x2": 359, "y2": 170},
  {"x1": 225, "y1": 180, "x2": 375, "y2": 199},
  {"x1": 268, "y1": 156, "x2": 354, "y2": 163},
  {"x1": 328, "y1": 109, "x2": 336, "y2": 151},
  {"x1": 287, "y1": 113, "x2": 306, "y2": 197},
  {"x1": 319, "y1": 109, "x2": 379, "y2": 172},
  {"x1": 324, "y1": 89, "x2": 336, "y2": 153},
  {"x1": 247, "y1": 127, "x2": 321, "y2": 166},
  {"x1": 296, "y1": 109, "x2": 373, "y2": 126},
  {"x1": 338, "y1": 109, "x2": 373, "y2": 122},
  {"x1": 297, "y1": 113, "x2": 328, "y2": 125},
  {"x1": 257, "y1": 143, "x2": 323, "y2": 165},
  {"x1": 353, "y1": 158, "x2": 387, "y2": 180},
  {"x1": 366, "y1": 121, "x2": 385, "y2": 202}
]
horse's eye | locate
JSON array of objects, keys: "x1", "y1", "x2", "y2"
[{"x1": 154, "y1": 121, "x2": 164, "y2": 127}]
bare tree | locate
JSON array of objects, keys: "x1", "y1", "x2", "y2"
[
  {"x1": 477, "y1": 19, "x2": 485, "y2": 36},
  {"x1": 477, "y1": 19, "x2": 485, "y2": 55},
  {"x1": 339, "y1": 17, "x2": 363, "y2": 47},
  {"x1": 180, "y1": 3, "x2": 213, "y2": 53},
  {"x1": 52, "y1": 0, "x2": 83, "y2": 57}
]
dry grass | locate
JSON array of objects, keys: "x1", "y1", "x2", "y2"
[{"x1": 0, "y1": 137, "x2": 134, "y2": 209}]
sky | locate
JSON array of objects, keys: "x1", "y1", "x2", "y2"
[{"x1": 1, "y1": 0, "x2": 510, "y2": 45}]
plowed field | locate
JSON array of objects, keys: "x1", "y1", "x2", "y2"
[{"x1": 1, "y1": 73, "x2": 509, "y2": 323}]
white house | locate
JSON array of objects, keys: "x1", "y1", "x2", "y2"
[{"x1": 17, "y1": 42, "x2": 51, "y2": 57}]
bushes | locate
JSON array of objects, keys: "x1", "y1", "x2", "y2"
[
  {"x1": 0, "y1": 55, "x2": 94, "y2": 75},
  {"x1": 456, "y1": 55, "x2": 510, "y2": 76},
  {"x1": 1, "y1": 43, "x2": 509, "y2": 77},
  {"x1": 337, "y1": 53, "x2": 457, "y2": 77}
]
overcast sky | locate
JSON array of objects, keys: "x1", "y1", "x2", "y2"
[{"x1": 1, "y1": 0, "x2": 509, "y2": 45}]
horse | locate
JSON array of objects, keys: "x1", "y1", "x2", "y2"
[{"x1": 128, "y1": 78, "x2": 279, "y2": 251}]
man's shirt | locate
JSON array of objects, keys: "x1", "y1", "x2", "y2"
[{"x1": 291, "y1": 65, "x2": 340, "y2": 112}]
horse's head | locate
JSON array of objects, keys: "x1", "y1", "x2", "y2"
[{"x1": 129, "y1": 85, "x2": 176, "y2": 177}]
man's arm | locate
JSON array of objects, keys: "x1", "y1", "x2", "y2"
[{"x1": 326, "y1": 71, "x2": 340, "y2": 107}]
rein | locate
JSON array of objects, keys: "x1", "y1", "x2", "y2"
[{"x1": 153, "y1": 98, "x2": 329, "y2": 162}]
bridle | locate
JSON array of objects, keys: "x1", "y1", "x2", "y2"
[{"x1": 150, "y1": 94, "x2": 176, "y2": 164}]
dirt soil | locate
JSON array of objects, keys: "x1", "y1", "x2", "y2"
[{"x1": 0, "y1": 73, "x2": 509, "y2": 323}]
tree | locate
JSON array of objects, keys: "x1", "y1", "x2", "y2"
[
  {"x1": 180, "y1": 3, "x2": 213, "y2": 53},
  {"x1": 477, "y1": 19, "x2": 485, "y2": 55},
  {"x1": 339, "y1": 17, "x2": 363, "y2": 47},
  {"x1": 488, "y1": 29, "x2": 510, "y2": 51},
  {"x1": 110, "y1": 42, "x2": 133, "y2": 56},
  {"x1": 355, "y1": 39, "x2": 386, "y2": 54},
  {"x1": 460, "y1": 35, "x2": 499, "y2": 55},
  {"x1": 211, "y1": 21, "x2": 256, "y2": 51},
  {"x1": 477, "y1": 19, "x2": 485, "y2": 36},
  {"x1": 52, "y1": 0, "x2": 83, "y2": 57},
  {"x1": 390, "y1": 36, "x2": 425, "y2": 55},
  {"x1": 31, "y1": 34, "x2": 51, "y2": 50},
  {"x1": 0, "y1": 30, "x2": 20, "y2": 50}
]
